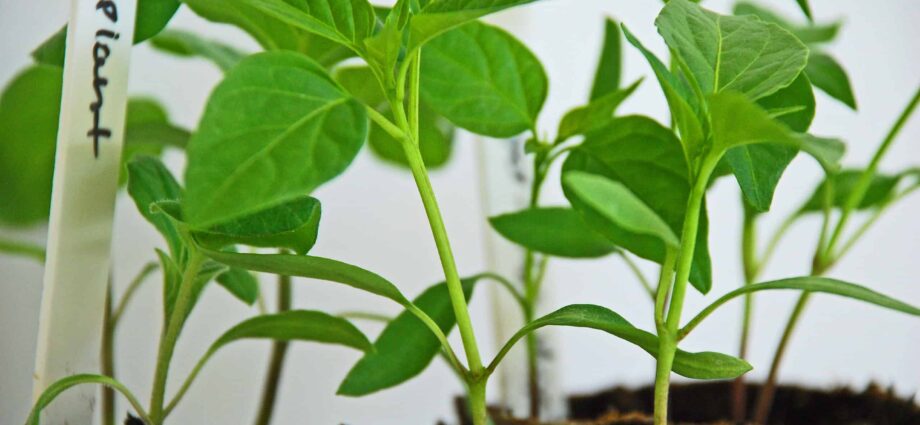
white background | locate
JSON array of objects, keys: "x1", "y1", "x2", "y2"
[{"x1": 1, "y1": 0, "x2": 918, "y2": 424}]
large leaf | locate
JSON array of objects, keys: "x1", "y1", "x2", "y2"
[
  {"x1": 420, "y1": 21, "x2": 547, "y2": 138},
  {"x1": 556, "y1": 79, "x2": 641, "y2": 143},
  {"x1": 806, "y1": 51, "x2": 857, "y2": 110},
  {"x1": 183, "y1": 0, "x2": 355, "y2": 66},
  {"x1": 126, "y1": 156, "x2": 184, "y2": 257},
  {"x1": 723, "y1": 72, "x2": 815, "y2": 211},
  {"x1": 339, "y1": 277, "x2": 480, "y2": 396},
  {"x1": 563, "y1": 173, "x2": 680, "y2": 249},
  {"x1": 0, "y1": 65, "x2": 62, "y2": 226},
  {"x1": 228, "y1": 0, "x2": 375, "y2": 48},
  {"x1": 194, "y1": 196, "x2": 322, "y2": 254},
  {"x1": 497, "y1": 304, "x2": 751, "y2": 380},
  {"x1": 656, "y1": 0, "x2": 809, "y2": 100},
  {"x1": 562, "y1": 116, "x2": 712, "y2": 293},
  {"x1": 183, "y1": 52, "x2": 367, "y2": 228},
  {"x1": 489, "y1": 207, "x2": 618, "y2": 258},
  {"x1": 409, "y1": 0, "x2": 542, "y2": 50},
  {"x1": 150, "y1": 29, "x2": 247, "y2": 72},
  {"x1": 589, "y1": 18, "x2": 622, "y2": 101},
  {"x1": 32, "y1": 0, "x2": 181, "y2": 66},
  {"x1": 799, "y1": 169, "x2": 915, "y2": 213},
  {"x1": 203, "y1": 250, "x2": 410, "y2": 305}
]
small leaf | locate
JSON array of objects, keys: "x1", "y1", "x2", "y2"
[
  {"x1": 194, "y1": 196, "x2": 322, "y2": 255},
  {"x1": 799, "y1": 169, "x2": 907, "y2": 213},
  {"x1": 183, "y1": 52, "x2": 367, "y2": 228},
  {"x1": 563, "y1": 173, "x2": 680, "y2": 249},
  {"x1": 656, "y1": 0, "x2": 809, "y2": 100},
  {"x1": 31, "y1": 0, "x2": 181, "y2": 66},
  {"x1": 203, "y1": 250, "x2": 410, "y2": 305},
  {"x1": 0, "y1": 65, "x2": 62, "y2": 226},
  {"x1": 795, "y1": 0, "x2": 813, "y2": 22},
  {"x1": 212, "y1": 310, "x2": 373, "y2": 353},
  {"x1": 232, "y1": 0, "x2": 376, "y2": 48},
  {"x1": 502, "y1": 304, "x2": 751, "y2": 380},
  {"x1": 215, "y1": 267, "x2": 260, "y2": 305},
  {"x1": 122, "y1": 99, "x2": 190, "y2": 184},
  {"x1": 420, "y1": 21, "x2": 547, "y2": 138},
  {"x1": 26, "y1": 374, "x2": 148, "y2": 425},
  {"x1": 150, "y1": 29, "x2": 247, "y2": 72},
  {"x1": 733, "y1": 2, "x2": 839, "y2": 45},
  {"x1": 126, "y1": 156, "x2": 184, "y2": 257},
  {"x1": 589, "y1": 18, "x2": 622, "y2": 101},
  {"x1": 489, "y1": 207, "x2": 618, "y2": 258},
  {"x1": 562, "y1": 116, "x2": 712, "y2": 293},
  {"x1": 409, "y1": 0, "x2": 543, "y2": 50},
  {"x1": 806, "y1": 51, "x2": 857, "y2": 110},
  {"x1": 339, "y1": 277, "x2": 480, "y2": 396},
  {"x1": 556, "y1": 79, "x2": 641, "y2": 143}
]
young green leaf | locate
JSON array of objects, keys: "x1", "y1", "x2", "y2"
[
  {"x1": 799, "y1": 169, "x2": 909, "y2": 213},
  {"x1": 228, "y1": 0, "x2": 375, "y2": 49},
  {"x1": 121, "y1": 99, "x2": 190, "y2": 184},
  {"x1": 489, "y1": 207, "x2": 618, "y2": 258},
  {"x1": 182, "y1": 0, "x2": 355, "y2": 66},
  {"x1": 656, "y1": 0, "x2": 809, "y2": 100},
  {"x1": 589, "y1": 18, "x2": 623, "y2": 101},
  {"x1": 183, "y1": 52, "x2": 367, "y2": 228},
  {"x1": 26, "y1": 374, "x2": 149, "y2": 425},
  {"x1": 732, "y1": 2, "x2": 839, "y2": 45},
  {"x1": 150, "y1": 29, "x2": 247, "y2": 72},
  {"x1": 408, "y1": 0, "x2": 543, "y2": 50},
  {"x1": 723, "y1": 73, "x2": 815, "y2": 211},
  {"x1": 795, "y1": 0, "x2": 813, "y2": 21},
  {"x1": 194, "y1": 196, "x2": 322, "y2": 255},
  {"x1": 562, "y1": 116, "x2": 712, "y2": 293},
  {"x1": 363, "y1": 0, "x2": 410, "y2": 88},
  {"x1": 563, "y1": 172, "x2": 680, "y2": 249},
  {"x1": 202, "y1": 250, "x2": 410, "y2": 305},
  {"x1": 420, "y1": 21, "x2": 547, "y2": 138},
  {"x1": 0, "y1": 65, "x2": 61, "y2": 226},
  {"x1": 806, "y1": 51, "x2": 857, "y2": 110},
  {"x1": 214, "y1": 267, "x2": 260, "y2": 305},
  {"x1": 491, "y1": 304, "x2": 751, "y2": 380},
  {"x1": 556, "y1": 79, "x2": 641, "y2": 143},
  {"x1": 126, "y1": 156, "x2": 184, "y2": 257},
  {"x1": 682, "y1": 276, "x2": 920, "y2": 338},
  {"x1": 32, "y1": 0, "x2": 181, "y2": 66},
  {"x1": 339, "y1": 277, "x2": 480, "y2": 396}
]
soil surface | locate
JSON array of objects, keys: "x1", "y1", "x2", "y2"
[{"x1": 450, "y1": 382, "x2": 919, "y2": 425}]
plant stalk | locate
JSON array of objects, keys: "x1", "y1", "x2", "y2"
[
  {"x1": 148, "y1": 249, "x2": 205, "y2": 424},
  {"x1": 732, "y1": 202, "x2": 759, "y2": 422},
  {"x1": 254, "y1": 272, "x2": 292, "y2": 425},
  {"x1": 102, "y1": 283, "x2": 116, "y2": 425}
]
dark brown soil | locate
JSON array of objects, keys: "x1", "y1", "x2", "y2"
[{"x1": 450, "y1": 382, "x2": 919, "y2": 425}]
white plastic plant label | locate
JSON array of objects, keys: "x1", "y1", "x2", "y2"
[{"x1": 32, "y1": 0, "x2": 137, "y2": 422}]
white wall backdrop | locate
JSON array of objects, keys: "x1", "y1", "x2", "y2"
[{"x1": 1, "y1": 0, "x2": 918, "y2": 424}]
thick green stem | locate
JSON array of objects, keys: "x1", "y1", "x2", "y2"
[
  {"x1": 468, "y1": 378, "x2": 489, "y2": 425},
  {"x1": 653, "y1": 334, "x2": 676, "y2": 425},
  {"x1": 148, "y1": 250, "x2": 205, "y2": 424},
  {"x1": 254, "y1": 272, "x2": 292, "y2": 425}
]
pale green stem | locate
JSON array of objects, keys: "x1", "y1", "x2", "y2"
[
  {"x1": 0, "y1": 236, "x2": 45, "y2": 262},
  {"x1": 111, "y1": 262, "x2": 159, "y2": 325},
  {"x1": 618, "y1": 250, "x2": 656, "y2": 301}
]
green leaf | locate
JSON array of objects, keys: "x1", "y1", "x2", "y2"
[
  {"x1": 562, "y1": 116, "x2": 712, "y2": 293},
  {"x1": 194, "y1": 196, "x2": 322, "y2": 254},
  {"x1": 656, "y1": 0, "x2": 809, "y2": 100},
  {"x1": 215, "y1": 267, "x2": 260, "y2": 305},
  {"x1": 589, "y1": 18, "x2": 622, "y2": 101},
  {"x1": 733, "y1": 2, "x2": 839, "y2": 45},
  {"x1": 32, "y1": 0, "x2": 181, "y2": 66},
  {"x1": 121, "y1": 99, "x2": 190, "y2": 184},
  {"x1": 363, "y1": 0, "x2": 411, "y2": 88},
  {"x1": 150, "y1": 29, "x2": 247, "y2": 72},
  {"x1": 126, "y1": 156, "x2": 184, "y2": 257},
  {"x1": 723, "y1": 72, "x2": 815, "y2": 211},
  {"x1": 489, "y1": 207, "x2": 618, "y2": 258},
  {"x1": 409, "y1": 0, "x2": 542, "y2": 50},
  {"x1": 0, "y1": 65, "x2": 62, "y2": 227},
  {"x1": 621, "y1": 25, "x2": 704, "y2": 159},
  {"x1": 556, "y1": 79, "x2": 641, "y2": 143},
  {"x1": 183, "y1": 0, "x2": 355, "y2": 66},
  {"x1": 795, "y1": 0, "x2": 813, "y2": 22},
  {"x1": 563, "y1": 173, "x2": 680, "y2": 249},
  {"x1": 203, "y1": 250, "x2": 410, "y2": 305},
  {"x1": 232, "y1": 0, "x2": 375, "y2": 48},
  {"x1": 26, "y1": 374, "x2": 148, "y2": 425},
  {"x1": 339, "y1": 277, "x2": 480, "y2": 396},
  {"x1": 799, "y1": 169, "x2": 908, "y2": 213},
  {"x1": 499, "y1": 304, "x2": 751, "y2": 380},
  {"x1": 212, "y1": 310, "x2": 372, "y2": 353},
  {"x1": 183, "y1": 51, "x2": 367, "y2": 228},
  {"x1": 806, "y1": 51, "x2": 857, "y2": 110},
  {"x1": 420, "y1": 21, "x2": 547, "y2": 138}
]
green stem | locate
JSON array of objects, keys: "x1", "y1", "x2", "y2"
[
  {"x1": 0, "y1": 236, "x2": 45, "y2": 262},
  {"x1": 653, "y1": 333, "x2": 676, "y2": 425},
  {"x1": 111, "y1": 262, "x2": 159, "y2": 324},
  {"x1": 825, "y1": 85, "x2": 920, "y2": 256},
  {"x1": 618, "y1": 250, "x2": 656, "y2": 301},
  {"x1": 148, "y1": 249, "x2": 205, "y2": 424},
  {"x1": 468, "y1": 378, "x2": 489, "y2": 425},
  {"x1": 733, "y1": 203, "x2": 759, "y2": 421},
  {"x1": 254, "y1": 273, "x2": 292, "y2": 425},
  {"x1": 102, "y1": 283, "x2": 116, "y2": 425}
]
